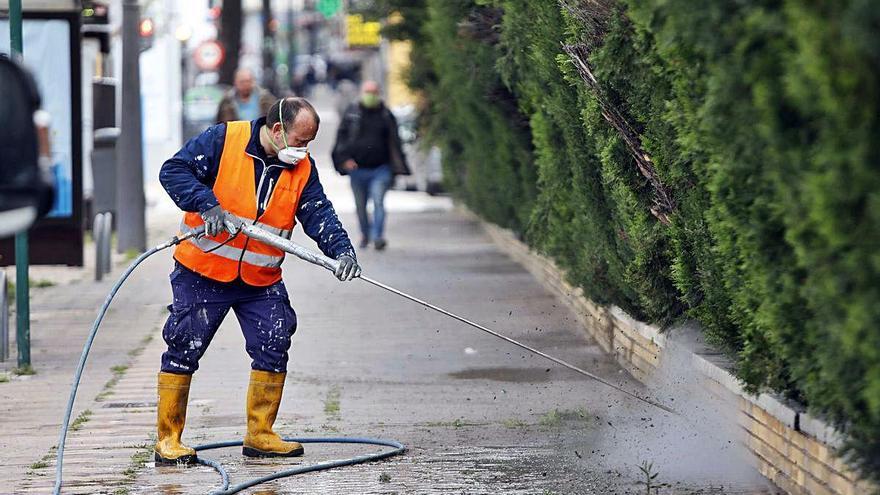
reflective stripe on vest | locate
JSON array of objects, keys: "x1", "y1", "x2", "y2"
[
  {"x1": 178, "y1": 221, "x2": 284, "y2": 268},
  {"x1": 173, "y1": 120, "x2": 312, "y2": 286},
  {"x1": 226, "y1": 214, "x2": 293, "y2": 239}
]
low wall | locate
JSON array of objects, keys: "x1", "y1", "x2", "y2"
[{"x1": 476, "y1": 215, "x2": 874, "y2": 495}]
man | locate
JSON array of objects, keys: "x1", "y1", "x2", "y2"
[
  {"x1": 156, "y1": 97, "x2": 360, "y2": 464},
  {"x1": 215, "y1": 67, "x2": 276, "y2": 122},
  {"x1": 332, "y1": 80, "x2": 410, "y2": 250}
]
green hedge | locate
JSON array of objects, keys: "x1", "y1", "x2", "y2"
[{"x1": 376, "y1": 0, "x2": 880, "y2": 483}]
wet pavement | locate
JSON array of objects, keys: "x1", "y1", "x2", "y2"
[
  {"x1": 4, "y1": 93, "x2": 777, "y2": 494},
  {"x1": 126, "y1": 210, "x2": 775, "y2": 494}
]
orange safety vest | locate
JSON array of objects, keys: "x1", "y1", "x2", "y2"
[{"x1": 174, "y1": 121, "x2": 312, "y2": 286}]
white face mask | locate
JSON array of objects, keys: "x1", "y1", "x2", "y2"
[
  {"x1": 266, "y1": 99, "x2": 308, "y2": 165},
  {"x1": 277, "y1": 146, "x2": 308, "y2": 164}
]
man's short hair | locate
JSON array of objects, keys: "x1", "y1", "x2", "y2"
[{"x1": 266, "y1": 97, "x2": 320, "y2": 128}]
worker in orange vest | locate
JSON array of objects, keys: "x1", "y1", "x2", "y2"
[{"x1": 155, "y1": 97, "x2": 360, "y2": 464}]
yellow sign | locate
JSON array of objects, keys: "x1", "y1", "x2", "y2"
[{"x1": 346, "y1": 14, "x2": 381, "y2": 47}]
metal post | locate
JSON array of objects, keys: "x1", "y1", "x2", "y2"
[
  {"x1": 10, "y1": 0, "x2": 30, "y2": 369},
  {"x1": 101, "y1": 212, "x2": 113, "y2": 276},
  {"x1": 116, "y1": 0, "x2": 146, "y2": 254},
  {"x1": 1, "y1": 271, "x2": 8, "y2": 362},
  {"x1": 94, "y1": 213, "x2": 107, "y2": 281},
  {"x1": 9, "y1": 0, "x2": 22, "y2": 71}
]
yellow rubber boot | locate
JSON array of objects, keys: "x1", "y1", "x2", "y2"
[
  {"x1": 154, "y1": 372, "x2": 197, "y2": 465},
  {"x1": 242, "y1": 370, "x2": 304, "y2": 457}
]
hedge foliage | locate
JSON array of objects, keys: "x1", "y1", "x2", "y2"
[{"x1": 374, "y1": 0, "x2": 880, "y2": 482}]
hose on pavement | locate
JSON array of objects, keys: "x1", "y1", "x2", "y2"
[{"x1": 53, "y1": 230, "x2": 405, "y2": 494}]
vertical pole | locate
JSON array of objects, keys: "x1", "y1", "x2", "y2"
[
  {"x1": 262, "y1": 0, "x2": 276, "y2": 95},
  {"x1": 287, "y1": 0, "x2": 296, "y2": 80},
  {"x1": 180, "y1": 39, "x2": 186, "y2": 144},
  {"x1": 117, "y1": 0, "x2": 146, "y2": 253},
  {"x1": 10, "y1": 0, "x2": 31, "y2": 369},
  {"x1": 9, "y1": 0, "x2": 22, "y2": 60},
  {"x1": 1, "y1": 271, "x2": 8, "y2": 362}
]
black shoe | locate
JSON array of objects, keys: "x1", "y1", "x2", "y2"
[
  {"x1": 359, "y1": 238, "x2": 369, "y2": 249},
  {"x1": 374, "y1": 239, "x2": 387, "y2": 251}
]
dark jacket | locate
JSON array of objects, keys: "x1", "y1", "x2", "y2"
[
  {"x1": 215, "y1": 87, "x2": 276, "y2": 123},
  {"x1": 159, "y1": 118, "x2": 356, "y2": 261},
  {"x1": 331, "y1": 103, "x2": 411, "y2": 176}
]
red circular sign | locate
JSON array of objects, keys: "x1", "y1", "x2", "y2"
[{"x1": 193, "y1": 40, "x2": 225, "y2": 71}]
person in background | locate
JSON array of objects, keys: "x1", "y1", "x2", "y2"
[
  {"x1": 332, "y1": 80, "x2": 410, "y2": 250},
  {"x1": 216, "y1": 67, "x2": 276, "y2": 122}
]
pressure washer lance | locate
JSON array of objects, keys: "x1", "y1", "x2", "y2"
[{"x1": 238, "y1": 223, "x2": 678, "y2": 416}]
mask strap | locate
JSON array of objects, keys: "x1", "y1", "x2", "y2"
[{"x1": 263, "y1": 126, "x2": 282, "y2": 153}]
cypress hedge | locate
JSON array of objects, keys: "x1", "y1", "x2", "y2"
[{"x1": 374, "y1": 0, "x2": 880, "y2": 483}]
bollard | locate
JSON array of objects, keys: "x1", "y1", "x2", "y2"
[
  {"x1": 1, "y1": 271, "x2": 8, "y2": 362},
  {"x1": 93, "y1": 214, "x2": 101, "y2": 281},
  {"x1": 93, "y1": 213, "x2": 103, "y2": 281},
  {"x1": 101, "y1": 212, "x2": 113, "y2": 276},
  {"x1": 94, "y1": 213, "x2": 111, "y2": 281}
]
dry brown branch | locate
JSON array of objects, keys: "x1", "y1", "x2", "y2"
[
  {"x1": 562, "y1": 41, "x2": 675, "y2": 225},
  {"x1": 559, "y1": 0, "x2": 615, "y2": 49}
]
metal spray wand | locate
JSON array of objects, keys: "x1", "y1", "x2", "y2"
[{"x1": 239, "y1": 223, "x2": 678, "y2": 416}]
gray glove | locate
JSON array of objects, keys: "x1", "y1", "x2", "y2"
[
  {"x1": 223, "y1": 212, "x2": 244, "y2": 235},
  {"x1": 200, "y1": 205, "x2": 227, "y2": 237},
  {"x1": 334, "y1": 255, "x2": 361, "y2": 281}
]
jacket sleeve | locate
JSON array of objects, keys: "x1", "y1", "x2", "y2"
[
  {"x1": 296, "y1": 160, "x2": 356, "y2": 260},
  {"x1": 159, "y1": 123, "x2": 226, "y2": 213}
]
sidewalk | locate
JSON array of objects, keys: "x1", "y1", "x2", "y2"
[
  {"x1": 1, "y1": 94, "x2": 774, "y2": 494},
  {"x1": 0, "y1": 205, "x2": 180, "y2": 493}
]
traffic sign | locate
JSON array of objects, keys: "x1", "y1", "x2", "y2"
[{"x1": 193, "y1": 40, "x2": 225, "y2": 72}]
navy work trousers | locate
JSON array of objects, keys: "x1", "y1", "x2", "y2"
[{"x1": 160, "y1": 263, "x2": 297, "y2": 374}]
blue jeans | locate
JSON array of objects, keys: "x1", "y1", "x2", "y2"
[
  {"x1": 350, "y1": 164, "x2": 393, "y2": 241},
  {"x1": 160, "y1": 264, "x2": 297, "y2": 374}
]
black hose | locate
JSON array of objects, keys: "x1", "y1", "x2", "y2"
[{"x1": 194, "y1": 437, "x2": 406, "y2": 495}]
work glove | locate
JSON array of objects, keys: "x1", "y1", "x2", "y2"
[
  {"x1": 223, "y1": 212, "x2": 244, "y2": 236},
  {"x1": 200, "y1": 205, "x2": 227, "y2": 237},
  {"x1": 334, "y1": 255, "x2": 361, "y2": 281}
]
